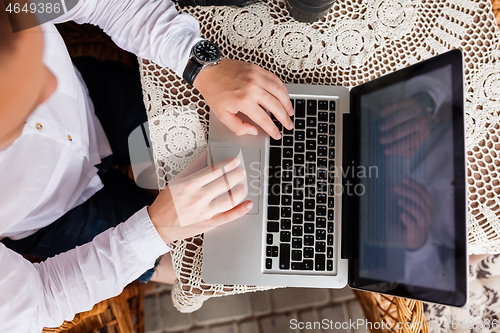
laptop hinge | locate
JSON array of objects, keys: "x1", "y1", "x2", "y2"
[{"x1": 341, "y1": 113, "x2": 354, "y2": 260}]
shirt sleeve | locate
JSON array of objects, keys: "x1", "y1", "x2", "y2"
[
  {"x1": 53, "y1": 0, "x2": 203, "y2": 77},
  {"x1": 0, "y1": 207, "x2": 170, "y2": 332}
]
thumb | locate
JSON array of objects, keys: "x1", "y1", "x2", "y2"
[{"x1": 219, "y1": 111, "x2": 259, "y2": 136}]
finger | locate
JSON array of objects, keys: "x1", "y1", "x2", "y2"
[
  {"x1": 379, "y1": 99, "x2": 420, "y2": 117},
  {"x1": 398, "y1": 198, "x2": 427, "y2": 227},
  {"x1": 402, "y1": 178, "x2": 433, "y2": 213},
  {"x1": 379, "y1": 107, "x2": 421, "y2": 132},
  {"x1": 244, "y1": 104, "x2": 282, "y2": 140},
  {"x1": 211, "y1": 183, "x2": 247, "y2": 213},
  {"x1": 383, "y1": 132, "x2": 424, "y2": 155},
  {"x1": 218, "y1": 111, "x2": 259, "y2": 136},
  {"x1": 260, "y1": 93, "x2": 294, "y2": 130},
  {"x1": 204, "y1": 167, "x2": 246, "y2": 198},
  {"x1": 210, "y1": 200, "x2": 253, "y2": 227},
  {"x1": 256, "y1": 69, "x2": 294, "y2": 116},
  {"x1": 400, "y1": 211, "x2": 416, "y2": 230},
  {"x1": 394, "y1": 183, "x2": 427, "y2": 213},
  {"x1": 186, "y1": 156, "x2": 241, "y2": 186}
]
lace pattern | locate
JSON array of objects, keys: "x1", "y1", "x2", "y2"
[{"x1": 139, "y1": 0, "x2": 500, "y2": 312}]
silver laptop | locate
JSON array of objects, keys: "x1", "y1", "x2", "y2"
[{"x1": 202, "y1": 50, "x2": 468, "y2": 307}]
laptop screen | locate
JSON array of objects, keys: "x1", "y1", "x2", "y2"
[{"x1": 346, "y1": 50, "x2": 467, "y2": 306}]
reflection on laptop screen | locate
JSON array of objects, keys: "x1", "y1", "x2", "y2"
[{"x1": 359, "y1": 65, "x2": 456, "y2": 292}]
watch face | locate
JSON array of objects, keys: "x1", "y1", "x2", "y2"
[{"x1": 193, "y1": 40, "x2": 221, "y2": 64}]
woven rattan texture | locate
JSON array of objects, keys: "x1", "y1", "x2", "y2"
[{"x1": 140, "y1": 0, "x2": 500, "y2": 313}]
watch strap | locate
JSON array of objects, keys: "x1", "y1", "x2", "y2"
[{"x1": 183, "y1": 59, "x2": 202, "y2": 86}]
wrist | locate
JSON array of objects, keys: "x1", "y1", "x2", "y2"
[{"x1": 147, "y1": 193, "x2": 178, "y2": 245}]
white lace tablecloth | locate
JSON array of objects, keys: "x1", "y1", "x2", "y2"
[{"x1": 139, "y1": 0, "x2": 500, "y2": 313}]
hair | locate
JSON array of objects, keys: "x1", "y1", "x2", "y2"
[{"x1": 0, "y1": 2, "x2": 17, "y2": 56}]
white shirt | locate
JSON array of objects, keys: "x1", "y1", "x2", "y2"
[{"x1": 0, "y1": 0, "x2": 201, "y2": 330}]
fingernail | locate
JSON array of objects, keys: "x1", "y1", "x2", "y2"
[
  {"x1": 248, "y1": 129, "x2": 258, "y2": 136},
  {"x1": 276, "y1": 133, "x2": 282, "y2": 140},
  {"x1": 246, "y1": 201, "x2": 254, "y2": 210},
  {"x1": 289, "y1": 122, "x2": 294, "y2": 129},
  {"x1": 289, "y1": 108, "x2": 295, "y2": 116}
]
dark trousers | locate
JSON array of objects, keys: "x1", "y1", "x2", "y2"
[{"x1": 2, "y1": 57, "x2": 156, "y2": 282}]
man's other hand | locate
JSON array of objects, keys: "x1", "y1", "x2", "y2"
[{"x1": 194, "y1": 58, "x2": 294, "y2": 140}]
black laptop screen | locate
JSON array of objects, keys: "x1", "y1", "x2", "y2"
[{"x1": 347, "y1": 50, "x2": 467, "y2": 306}]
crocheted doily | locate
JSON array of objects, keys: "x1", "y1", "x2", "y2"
[{"x1": 139, "y1": 0, "x2": 500, "y2": 312}]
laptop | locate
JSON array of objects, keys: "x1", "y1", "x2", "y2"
[{"x1": 202, "y1": 49, "x2": 468, "y2": 307}]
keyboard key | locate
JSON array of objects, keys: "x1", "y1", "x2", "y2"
[
  {"x1": 317, "y1": 217, "x2": 326, "y2": 228},
  {"x1": 292, "y1": 261, "x2": 312, "y2": 270},
  {"x1": 304, "y1": 222, "x2": 315, "y2": 233},
  {"x1": 295, "y1": 130, "x2": 305, "y2": 141},
  {"x1": 266, "y1": 258, "x2": 273, "y2": 269},
  {"x1": 295, "y1": 100, "x2": 305, "y2": 117},
  {"x1": 316, "y1": 229, "x2": 326, "y2": 240},
  {"x1": 329, "y1": 100, "x2": 336, "y2": 111},
  {"x1": 282, "y1": 159, "x2": 293, "y2": 170},
  {"x1": 316, "y1": 241, "x2": 326, "y2": 252},
  {"x1": 292, "y1": 238, "x2": 302, "y2": 249},
  {"x1": 307, "y1": 100, "x2": 317, "y2": 115},
  {"x1": 270, "y1": 148, "x2": 281, "y2": 165},
  {"x1": 327, "y1": 247, "x2": 334, "y2": 258},
  {"x1": 328, "y1": 185, "x2": 335, "y2": 195},
  {"x1": 329, "y1": 112, "x2": 335, "y2": 123},
  {"x1": 295, "y1": 142, "x2": 305, "y2": 153},
  {"x1": 266, "y1": 246, "x2": 278, "y2": 257},
  {"x1": 267, "y1": 222, "x2": 279, "y2": 232},
  {"x1": 318, "y1": 170, "x2": 327, "y2": 180},
  {"x1": 283, "y1": 135, "x2": 293, "y2": 146},
  {"x1": 305, "y1": 211, "x2": 315, "y2": 222},
  {"x1": 293, "y1": 190, "x2": 303, "y2": 200},
  {"x1": 307, "y1": 117, "x2": 317, "y2": 128},
  {"x1": 282, "y1": 170, "x2": 292, "y2": 182},
  {"x1": 317, "y1": 182, "x2": 327, "y2": 193},
  {"x1": 294, "y1": 165, "x2": 305, "y2": 177},
  {"x1": 303, "y1": 260, "x2": 313, "y2": 270},
  {"x1": 305, "y1": 186, "x2": 315, "y2": 197},
  {"x1": 294, "y1": 153, "x2": 305, "y2": 164},
  {"x1": 293, "y1": 214, "x2": 303, "y2": 224},
  {"x1": 293, "y1": 201, "x2": 304, "y2": 212},
  {"x1": 267, "y1": 234, "x2": 273, "y2": 245},
  {"x1": 281, "y1": 219, "x2": 291, "y2": 230},
  {"x1": 280, "y1": 244, "x2": 291, "y2": 269},
  {"x1": 327, "y1": 234, "x2": 334, "y2": 246},
  {"x1": 306, "y1": 152, "x2": 316, "y2": 162},
  {"x1": 281, "y1": 231, "x2": 291, "y2": 242},
  {"x1": 317, "y1": 205, "x2": 327, "y2": 216},
  {"x1": 318, "y1": 146, "x2": 327, "y2": 157},
  {"x1": 329, "y1": 136, "x2": 335, "y2": 147},
  {"x1": 318, "y1": 123, "x2": 328, "y2": 133},
  {"x1": 281, "y1": 195, "x2": 292, "y2": 206},
  {"x1": 270, "y1": 137, "x2": 282, "y2": 146},
  {"x1": 292, "y1": 225, "x2": 303, "y2": 236},
  {"x1": 306, "y1": 140, "x2": 316, "y2": 150},
  {"x1": 318, "y1": 111, "x2": 328, "y2": 121},
  {"x1": 328, "y1": 209, "x2": 334, "y2": 220},
  {"x1": 304, "y1": 247, "x2": 314, "y2": 258},
  {"x1": 306, "y1": 128, "x2": 316, "y2": 138},
  {"x1": 292, "y1": 250, "x2": 302, "y2": 261},
  {"x1": 329, "y1": 124, "x2": 335, "y2": 135},
  {"x1": 327, "y1": 260, "x2": 334, "y2": 271},
  {"x1": 296, "y1": 119, "x2": 306, "y2": 129},
  {"x1": 305, "y1": 163, "x2": 315, "y2": 174},
  {"x1": 268, "y1": 192, "x2": 280, "y2": 206},
  {"x1": 328, "y1": 197, "x2": 334, "y2": 208},
  {"x1": 305, "y1": 199, "x2": 315, "y2": 210},
  {"x1": 315, "y1": 254, "x2": 326, "y2": 271},
  {"x1": 329, "y1": 148, "x2": 335, "y2": 159},
  {"x1": 282, "y1": 183, "x2": 293, "y2": 194},
  {"x1": 329, "y1": 161, "x2": 335, "y2": 171},
  {"x1": 281, "y1": 207, "x2": 292, "y2": 218},
  {"x1": 268, "y1": 207, "x2": 279, "y2": 220},
  {"x1": 293, "y1": 177, "x2": 304, "y2": 188},
  {"x1": 328, "y1": 222, "x2": 334, "y2": 233},
  {"x1": 305, "y1": 175, "x2": 315, "y2": 185},
  {"x1": 318, "y1": 158, "x2": 327, "y2": 168},
  {"x1": 283, "y1": 147, "x2": 293, "y2": 158},
  {"x1": 318, "y1": 100, "x2": 329, "y2": 110},
  {"x1": 304, "y1": 235, "x2": 314, "y2": 246},
  {"x1": 317, "y1": 194, "x2": 327, "y2": 205}
]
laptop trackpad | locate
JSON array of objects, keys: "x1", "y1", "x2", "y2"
[{"x1": 208, "y1": 143, "x2": 261, "y2": 215}]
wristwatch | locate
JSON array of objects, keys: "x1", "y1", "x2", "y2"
[{"x1": 182, "y1": 40, "x2": 221, "y2": 86}]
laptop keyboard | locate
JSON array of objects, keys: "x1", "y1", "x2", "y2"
[{"x1": 265, "y1": 97, "x2": 337, "y2": 274}]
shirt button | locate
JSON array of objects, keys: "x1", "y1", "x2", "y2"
[
  {"x1": 36, "y1": 123, "x2": 43, "y2": 130},
  {"x1": 68, "y1": 135, "x2": 73, "y2": 142}
]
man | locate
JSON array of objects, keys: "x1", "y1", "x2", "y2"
[{"x1": 0, "y1": 0, "x2": 293, "y2": 330}]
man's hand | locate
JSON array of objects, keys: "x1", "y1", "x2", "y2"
[
  {"x1": 194, "y1": 58, "x2": 294, "y2": 140},
  {"x1": 379, "y1": 99, "x2": 430, "y2": 158},
  {"x1": 394, "y1": 178, "x2": 434, "y2": 250},
  {"x1": 147, "y1": 152, "x2": 252, "y2": 245}
]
